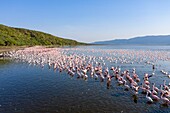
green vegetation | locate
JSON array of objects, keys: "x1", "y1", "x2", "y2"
[{"x1": 0, "y1": 24, "x2": 86, "y2": 46}]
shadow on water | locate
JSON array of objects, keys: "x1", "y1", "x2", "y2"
[
  {"x1": 132, "y1": 95, "x2": 138, "y2": 103},
  {"x1": 0, "y1": 58, "x2": 11, "y2": 65}
]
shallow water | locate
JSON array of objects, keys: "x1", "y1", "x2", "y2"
[{"x1": 0, "y1": 45, "x2": 170, "y2": 113}]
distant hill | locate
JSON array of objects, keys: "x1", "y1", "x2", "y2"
[
  {"x1": 0, "y1": 24, "x2": 85, "y2": 46},
  {"x1": 92, "y1": 35, "x2": 170, "y2": 45}
]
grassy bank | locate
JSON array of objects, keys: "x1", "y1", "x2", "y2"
[{"x1": 0, "y1": 24, "x2": 86, "y2": 46}]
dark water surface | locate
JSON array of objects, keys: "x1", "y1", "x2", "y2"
[{"x1": 0, "y1": 46, "x2": 170, "y2": 113}]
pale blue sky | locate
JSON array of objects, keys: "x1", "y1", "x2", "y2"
[{"x1": 1, "y1": 0, "x2": 170, "y2": 42}]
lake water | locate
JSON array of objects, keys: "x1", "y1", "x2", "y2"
[{"x1": 0, "y1": 45, "x2": 170, "y2": 113}]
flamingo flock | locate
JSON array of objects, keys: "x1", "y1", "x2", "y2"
[{"x1": 6, "y1": 46, "x2": 170, "y2": 106}]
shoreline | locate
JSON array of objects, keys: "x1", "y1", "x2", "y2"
[
  {"x1": 0, "y1": 44, "x2": 91, "y2": 53},
  {"x1": 0, "y1": 46, "x2": 27, "y2": 53}
]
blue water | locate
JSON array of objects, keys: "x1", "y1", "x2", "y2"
[
  {"x1": 76, "y1": 45, "x2": 170, "y2": 50},
  {"x1": 0, "y1": 45, "x2": 170, "y2": 113}
]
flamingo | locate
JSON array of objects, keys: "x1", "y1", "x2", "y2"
[
  {"x1": 107, "y1": 76, "x2": 111, "y2": 89},
  {"x1": 141, "y1": 84, "x2": 147, "y2": 94},
  {"x1": 136, "y1": 77, "x2": 140, "y2": 82},
  {"x1": 84, "y1": 74, "x2": 88, "y2": 80},
  {"x1": 8, "y1": 45, "x2": 170, "y2": 107},
  {"x1": 124, "y1": 81, "x2": 130, "y2": 91},
  {"x1": 160, "y1": 85, "x2": 166, "y2": 95},
  {"x1": 77, "y1": 71, "x2": 82, "y2": 79},
  {"x1": 144, "y1": 80, "x2": 150, "y2": 85},
  {"x1": 152, "y1": 88, "x2": 158, "y2": 95},
  {"x1": 94, "y1": 73, "x2": 98, "y2": 80},
  {"x1": 164, "y1": 91, "x2": 170, "y2": 98},
  {"x1": 100, "y1": 73, "x2": 105, "y2": 82},
  {"x1": 132, "y1": 68, "x2": 136, "y2": 74},
  {"x1": 163, "y1": 80, "x2": 169, "y2": 91},
  {"x1": 118, "y1": 79, "x2": 124, "y2": 85},
  {"x1": 161, "y1": 93, "x2": 170, "y2": 105},
  {"x1": 146, "y1": 92, "x2": 153, "y2": 103},
  {"x1": 152, "y1": 83, "x2": 159, "y2": 92},
  {"x1": 151, "y1": 92, "x2": 160, "y2": 101}
]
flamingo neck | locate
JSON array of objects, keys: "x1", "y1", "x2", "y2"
[
  {"x1": 164, "y1": 80, "x2": 166, "y2": 86},
  {"x1": 160, "y1": 85, "x2": 163, "y2": 90},
  {"x1": 146, "y1": 92, "x2": 149, "y2": 97}
]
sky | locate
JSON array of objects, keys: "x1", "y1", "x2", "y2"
[{"x1": 1, "y1": 0, "x2": 170, "y2": 43}]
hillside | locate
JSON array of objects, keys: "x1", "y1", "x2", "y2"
[
  {"x1": 0, "y1": 24, "x2": 85, "y2": 46},
  {"x1": 93, "y1": 35, "x2": 170, "y2": 45}
]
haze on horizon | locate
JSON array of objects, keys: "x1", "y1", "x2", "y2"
[{"x1": 1, "y1": 0, "x2": 170, "y2": 43}]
